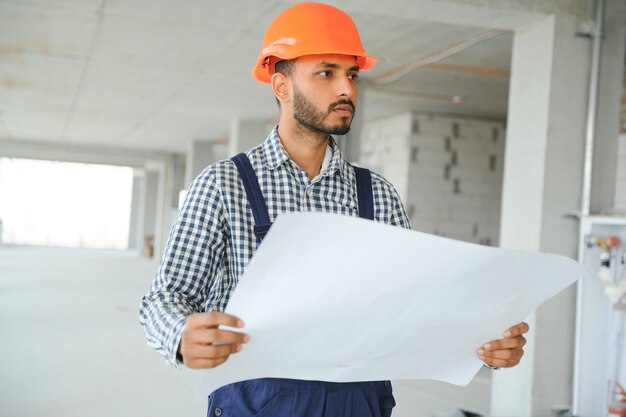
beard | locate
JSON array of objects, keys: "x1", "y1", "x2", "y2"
[{"x1": 292, "y1": 84, "x2": 355, "y2": 136}]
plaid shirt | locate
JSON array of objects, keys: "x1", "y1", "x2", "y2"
[{"x1": 139, "y1": 126, "x2": 411, "y2": 366}]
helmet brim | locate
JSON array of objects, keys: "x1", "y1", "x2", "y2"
[{"x1": 252, "y1": 53, "x2": 378, "y2": 84}]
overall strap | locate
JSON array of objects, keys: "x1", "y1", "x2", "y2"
[
  {"x1": 353, "y1": 166, "x2": 374, "y2": 220},
  {"x1": 231, "y1": 154, "x2": 376, "y2": 240},
  {"x1": 231, "y1": 153, "x2": 272, "y2": 239}
]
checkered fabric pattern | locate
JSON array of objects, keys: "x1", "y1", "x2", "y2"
[{"x1": 139, "y1": 126, "x2": 411, "y2": 366}]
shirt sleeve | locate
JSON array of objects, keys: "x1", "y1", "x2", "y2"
[
  {"x1": 138, "y1": 167, "x2": 228, "y2": 367},
  {"x1": 388, "y1": 186, "x2": 412, "y2": 230},
  {"x1": 369, "y1": 171, "x2": 412, "y2": 230}
]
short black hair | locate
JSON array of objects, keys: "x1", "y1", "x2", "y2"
[
  {"x1": 274, "y1": 59, "x2": 296, "y2": 77},
  {"x1": 273, "y1": 59, "x2": 297, "y2": 108}
]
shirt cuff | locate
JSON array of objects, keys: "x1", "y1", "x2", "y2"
[{"x1": 166, "y1": 316, "x2": 188, "y2": 368}]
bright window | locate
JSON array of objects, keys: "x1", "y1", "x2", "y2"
[{"x1": 0, "y1": 158, "x2": 133, "y2": 250}]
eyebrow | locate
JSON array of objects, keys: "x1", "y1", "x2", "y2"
[{"x1": 316, "y1": 62, "x2": 360, "y2": 72}]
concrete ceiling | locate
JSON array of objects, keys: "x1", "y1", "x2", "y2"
[{"x1": 0, "y1": 0, "x2": 533, "y2": 153}]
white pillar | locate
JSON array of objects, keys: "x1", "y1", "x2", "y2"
[
  {"x1": 229, "y1": 118, "x2": 272, "y2": 157},
  {"x1": 590, "y1": 9, "x2": 626, "y2": 213},
  {"x1": 127, "y1": 169, "x2": 144, "y2": 251},
  {"x1": 615, "y1": 135, "x2": 626, "y2": 209},
  {"x1": 142, "y1": 169, "x2": 160, "y2": 258},
  {"x1": 185, "y1": 139, "x2": 216, "y2": 186},
  {"x1": 490, "y1": 14, "x2": 591, "y2": 417}
]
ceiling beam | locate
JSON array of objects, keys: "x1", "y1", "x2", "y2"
[{"x1": 317, "y1": 0, "x2": 591, "y2": 31}]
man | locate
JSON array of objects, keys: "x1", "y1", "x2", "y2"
[{"x1": 140, "y1": 3, "x2": 528, "y2": 416}]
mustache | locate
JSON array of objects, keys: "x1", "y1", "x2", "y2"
[{"x1": 328, "y1": 99, "x2": 355, "y2": 113}]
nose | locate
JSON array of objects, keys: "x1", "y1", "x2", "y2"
[{"x1": 336, "y1": 75, "x2": 357, "y2": 100}]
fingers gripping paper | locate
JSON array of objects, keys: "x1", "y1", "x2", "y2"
[{"x1": 199, "y1": 212, "x2": 581, "y2": 396}]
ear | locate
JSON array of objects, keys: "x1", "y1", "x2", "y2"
[{"x1": 271, "y1": 72, "x2": 291, "y2": 107}]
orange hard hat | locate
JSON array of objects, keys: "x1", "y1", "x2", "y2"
[{"x1": 252, "y1": 2, "x2": 377, "y2": 84}]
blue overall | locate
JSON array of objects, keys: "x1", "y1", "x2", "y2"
[{"x1": 206, "y1": 154, "x2": 396, "y2": 417}]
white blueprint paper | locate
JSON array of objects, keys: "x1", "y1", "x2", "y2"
[{"x1": 199, "y1": 212, "x2": 582, "y2": 396}]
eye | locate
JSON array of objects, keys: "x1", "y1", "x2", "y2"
[
  {"x1": 319, "y1": 70, "x2": 332, "y2": 77},
  {"x1": 348, "y1": 73, "x2": 359, "y2": 81}
]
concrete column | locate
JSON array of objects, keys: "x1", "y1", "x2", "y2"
[
  {"x1": 127, "y1": 169, "x2": 144, "y2": 251},
  {"x1": 229, "y1": 118, "x2": 271, "y2": 157},
  {"x1": 142, "y1": 169, "x2": 159, "y2": 258},
  {"x1": 590, "y1": 6, "x2": 626, "y2": 213},
  {"x1": 490, "y1": 14, "x2": 591, "y2": 417},
  {"x1": 615, "y1": 134, "x2": 626, "y2": 209},
  {"x1": 162, "y1": 154, "x2": 186, "y2": 255},
  {"x1": 185, "y1": 139, "x2": 215, "y2": 187}
]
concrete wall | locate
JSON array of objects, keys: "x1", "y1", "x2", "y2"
[
  {"x1": 361, "y1": 112, "x2": 505, "y2": 246},
  {"x1": 360, "y1": 112, "x2": 413, "y2": 201}
]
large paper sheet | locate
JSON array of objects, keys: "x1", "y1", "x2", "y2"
[{"x1": 199, "y1": 212, "x2": 581, "y2": 396}]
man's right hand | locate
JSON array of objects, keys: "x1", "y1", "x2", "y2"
[{"x1": 178, "y1": 311, "x2": 249, "y2": 369}]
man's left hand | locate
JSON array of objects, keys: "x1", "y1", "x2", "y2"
[{"x1": 477, "y1": 322, "x2": 529, "y2": 368}]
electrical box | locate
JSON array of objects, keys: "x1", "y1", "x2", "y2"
[{"x1": 574, "y1": 216, "x2": 626, "y2": 417}]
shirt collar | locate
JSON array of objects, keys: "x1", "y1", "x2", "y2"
[
  {"x1": 320, "y1": 143, "x2": 332, "y2": 172},
  {"x1": 262, "y1": 125, "x2": 350, "y2": 183}
]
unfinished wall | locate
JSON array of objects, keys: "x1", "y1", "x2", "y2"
[{"x1": 360, "y1": 111, "x2": 505, "y2": 246}]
